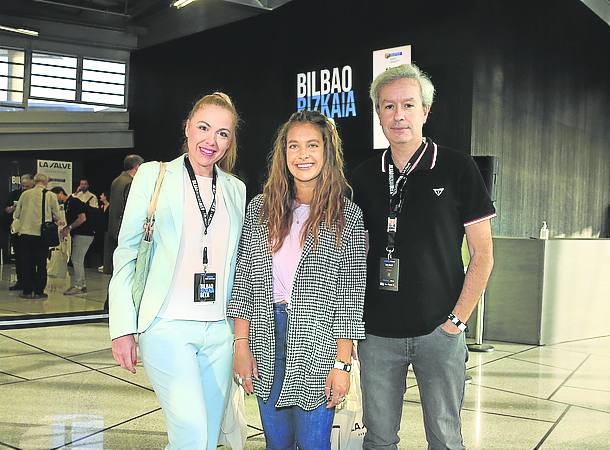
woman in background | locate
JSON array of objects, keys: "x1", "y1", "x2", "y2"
[{"x1": 228, "y1": 110, "x2": 366, "y2": 450}]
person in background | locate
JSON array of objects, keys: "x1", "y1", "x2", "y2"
[
  {"x1": 97, "y1": 191, "x2": 110, "y2": 272},
  {"x1": 53, "y1": 187, "x2": 95, "y2": 295},
  {"x1": 228, "y1": 110, "x2": 366, "y2": 450},
  {"x1": 105, "y1": 154, "x2": 144, "y2": 275},
  {"x1": 351, "y1": 63, "x2": 495, "y2": 450},
  {"x1": 110, "y1": 93, "x2": 245, "y2": 450},
  {"x1": 4, "y1": 174, "x2": 34, "y2": 291},
  {"x1": 13, "y1": 173, "x2": 60, "y2": 299},
  {"x1": 73, "y1": 178, "x2": 98, "y2": 208}
]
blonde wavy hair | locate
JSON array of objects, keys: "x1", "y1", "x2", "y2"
[
  {"x1": 261, "y1": 110, "x2": 350, "y2": 252},
  {"x1": 183, "y1": 91, "x2": 240, "y2": 173}
]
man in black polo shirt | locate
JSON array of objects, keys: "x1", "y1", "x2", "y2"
[
  {"x1": 352, "y1": 64, "x2": 495, "y2": 450},
  {"x1": 51, "y1": 187, "x2": 95, "y2": 295}
]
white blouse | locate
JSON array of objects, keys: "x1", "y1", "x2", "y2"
[{"x1": 159, "y1": 170, "x2": 230, "y2": 322}]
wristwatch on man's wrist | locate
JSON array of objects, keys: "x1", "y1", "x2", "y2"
[
  {"x1": 333, "y1": 360, "x2": 352, "y2": 372},
  {"x1": 448, "y1": 312, "x2": 468, "y2": 332}
]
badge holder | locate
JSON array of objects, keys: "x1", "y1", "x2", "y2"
[
  {"x1": 379, "y1": 246, "x2": 399, "y2": 292},
  {"x1": 193, "y1": 246, "x2": 216, "y2": 302}
]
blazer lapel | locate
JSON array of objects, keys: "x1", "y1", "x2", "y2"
[
  {"x1": 163, "y1": 155, "x2": 185, "y2": 239},
  {"x1": 217, "y1": 168, "x2": 239, "y2": 258}
]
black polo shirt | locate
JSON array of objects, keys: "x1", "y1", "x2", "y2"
[
  {"x1": 65, "y1": 196, "x2": 94, "y2": 236},
  {"x1": 351, "y1": 138, "x2": 496, "y2": 338}
]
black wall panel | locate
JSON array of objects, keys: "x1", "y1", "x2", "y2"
[
  {"x1": 470, "y1": 0, "x2": 610, "y2": 237},
  {"x1": 129, "y1": 0, "x2": 476, "y2": 198},
  {"x1": 129, "y1": 0, "x2": 610, "y2": 237}
]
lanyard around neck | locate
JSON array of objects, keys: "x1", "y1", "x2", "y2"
[
  {"x1": 387, "y1": 140, "x2": 428, "y2": 213},
  {"x1": 184, "y1": 156, "x2": 217, "y2": 236}
]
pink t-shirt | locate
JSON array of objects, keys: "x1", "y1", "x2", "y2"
[{"x1": 272, "y1": 204, "x2": 310, "y2": 304}]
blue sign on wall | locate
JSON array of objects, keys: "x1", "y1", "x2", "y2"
[{"x1": 296, "y1": 65, "x2": 356, "y2": 119}]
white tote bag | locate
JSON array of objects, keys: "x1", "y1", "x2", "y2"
[
  {"x1": 218, "y1": 379, "x2": 249, "y2": 449},
  {"x1": 331, "y1": 359, "x2": 367, "y2": 450}
]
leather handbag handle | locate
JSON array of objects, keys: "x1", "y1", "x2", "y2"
[
  {"x1": 41, "y1": 189, "x2": 47, "y2": 226},
  {"x1": 147, "y1": 162, "x2": 166, "y2": 220}
]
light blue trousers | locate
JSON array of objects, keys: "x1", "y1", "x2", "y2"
[{"x1": 139, "y1": 317, "x2": 233, "y2": 450}]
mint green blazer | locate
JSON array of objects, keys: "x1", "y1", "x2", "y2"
[{"x1": 109, "y1": 154, "x2": 247, "y2": 339}]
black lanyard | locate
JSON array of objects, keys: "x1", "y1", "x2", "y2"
[
  {"x1": 385, "y1": 141, "x2": 427, "y2": 258},
  {"x1": 184, "y1": 156, "x2": 217, "y2": 267}
]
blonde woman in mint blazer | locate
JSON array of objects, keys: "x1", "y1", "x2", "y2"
[{"x1": 109, "y1": 92, "x2": 246, "y2": 450}]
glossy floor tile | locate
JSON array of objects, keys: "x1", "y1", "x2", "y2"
[
  {"x1": 470, "y1": 356, "x2": 573, "y2": 399},
  {"x1": 0, "y1": 265, "x2": 108, "y2": 317},
  {"x1": 564, "y1": 354, "x2": 610, "y2": 393},
  {"x1": 550, "y1": 385, "x2": 610, "y2": 413},
  {"x1": 538, "y1": 406, "x2": 610, "y2": 449},
  {"x1": 0, "y1": 370, "x2": 159, "y2": 449},
  {"x1": 0, "y1": 322, "x2": 608, "y2": 449}
]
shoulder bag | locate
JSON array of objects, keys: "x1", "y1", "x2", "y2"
[
  {"x1": 132, "y1": 162, "x2": 166, "y2": 317},
  {"x1": 40, "y1": 189, "x2": 60, "y2": 248}
]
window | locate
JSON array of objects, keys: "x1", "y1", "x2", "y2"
[
  {"x1": 0, "y1": 48, "x2": 25, "y2": 106},
  {"x1": 81, "y1": 58, "x2": 126, "y2": 106},
  {"x1": 0, "y1": 47, "x2": 127, "y2": 110},
  {"x1": 30, "y1": 52, "x2": 77, "y2": 102}
]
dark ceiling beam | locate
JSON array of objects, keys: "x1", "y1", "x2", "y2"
[
  {"x1": 222, "y1": 0, "x2": 272, "y2": 10},
  {"x1": 31, "y1": 0, "x2": 131, "y2": 17},
  {"x1": 222, "y1": 0, "x2": 293, "y2": 10}
]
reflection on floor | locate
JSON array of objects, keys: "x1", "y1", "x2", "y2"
[
  {"x1": 1, "y1": 323, "x2": 608, "y2": 449},
  {"x1": 0, "y1": 264, "x2": 109, "y2": 316}
]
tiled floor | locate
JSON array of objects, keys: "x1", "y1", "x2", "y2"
[
  {"x1": 0, "y1": 265, "x2": 108, "y2": 317},
  {"x1": 0, "y1": 322, "x2": 609, "y2": 449}
]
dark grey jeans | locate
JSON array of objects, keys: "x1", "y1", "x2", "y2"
[{"x1": 359, "y1": 326, "x2": 468, "y2": 450}]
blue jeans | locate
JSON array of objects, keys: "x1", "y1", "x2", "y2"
[
  {"x1": 257, "y1": 303, "x2": 335, "y2": 450},
  {"x1": 139, "y1": 318, "x2": 233, "y2": 450},
  {"x1": 359, "y1": 326, "x2": 468, "y2": 450}
]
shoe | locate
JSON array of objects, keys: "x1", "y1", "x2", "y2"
[
  {"x1": 97, "y1": 266, "x2": 104, "y2": 273},
  {"x1": 19, "y1": 293, "x2": 34, "y2": 299},
  {"x1": 63, "y1": 286, "x2": 83, "y2": 295},
  {"x1": 32, "y1": 293, "x2": 49, "y2": 300},
  {"x1": 9, "y1": 284, "x2": 22, "y2": 291}
]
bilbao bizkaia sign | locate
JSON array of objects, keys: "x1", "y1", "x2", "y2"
[{"x1": 296, "y1": 65, "x2": 356, "y2": 119}]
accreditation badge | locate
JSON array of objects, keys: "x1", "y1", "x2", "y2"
[
  {"x1": 193, "y1": 272, "x2": 216, "y2": 302},
  {"x1": 379, "y1": 258, "x2": 400, "y2": 292}
]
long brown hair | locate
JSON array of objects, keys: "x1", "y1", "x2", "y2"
[
  {"x1": 261, "y1": 110, "x2": 350, "y2": 252},
  {"x1": 182, "y1": 92, "x2": 240, "y2": 173}
]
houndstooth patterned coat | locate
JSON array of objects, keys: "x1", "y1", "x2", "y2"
[{"x1": 227, "y1": 194, "x2": 366, "y2": 410}]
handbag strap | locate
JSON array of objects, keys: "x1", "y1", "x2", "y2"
[
  {"x1": 41, "y1": 189, "x2": 47, "y2": 226},
  {"x1": 147, "y1": 162, "x2": 166, "y2": 221}
]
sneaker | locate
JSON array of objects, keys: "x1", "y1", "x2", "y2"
[
  {"x1": 63, "y1": 286, "x2": 83, "y2": 295},
  {"x1": 9, "y1": 284, "x2": 22, "y2": 291},
  {"x1": 19, "y1": 293, "x2": 34, "y2": 299}
]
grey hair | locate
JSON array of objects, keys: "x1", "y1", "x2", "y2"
[
  {"x1": 20, "y1": 173, "x2": 34, "y2": 182},
  {"x1": 369, "y1": 63, "x2": 435, "y2": 110},
  {"x1": 33, "y1": 173, "x2": 49, "y2": 184},
  {"x1": 123, "y1": 154, "x2": 144, "y2": 171}
]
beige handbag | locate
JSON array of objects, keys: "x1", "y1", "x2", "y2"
[{"x1": 132, "y1": 163, "x2": 166, "y2": 318}]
